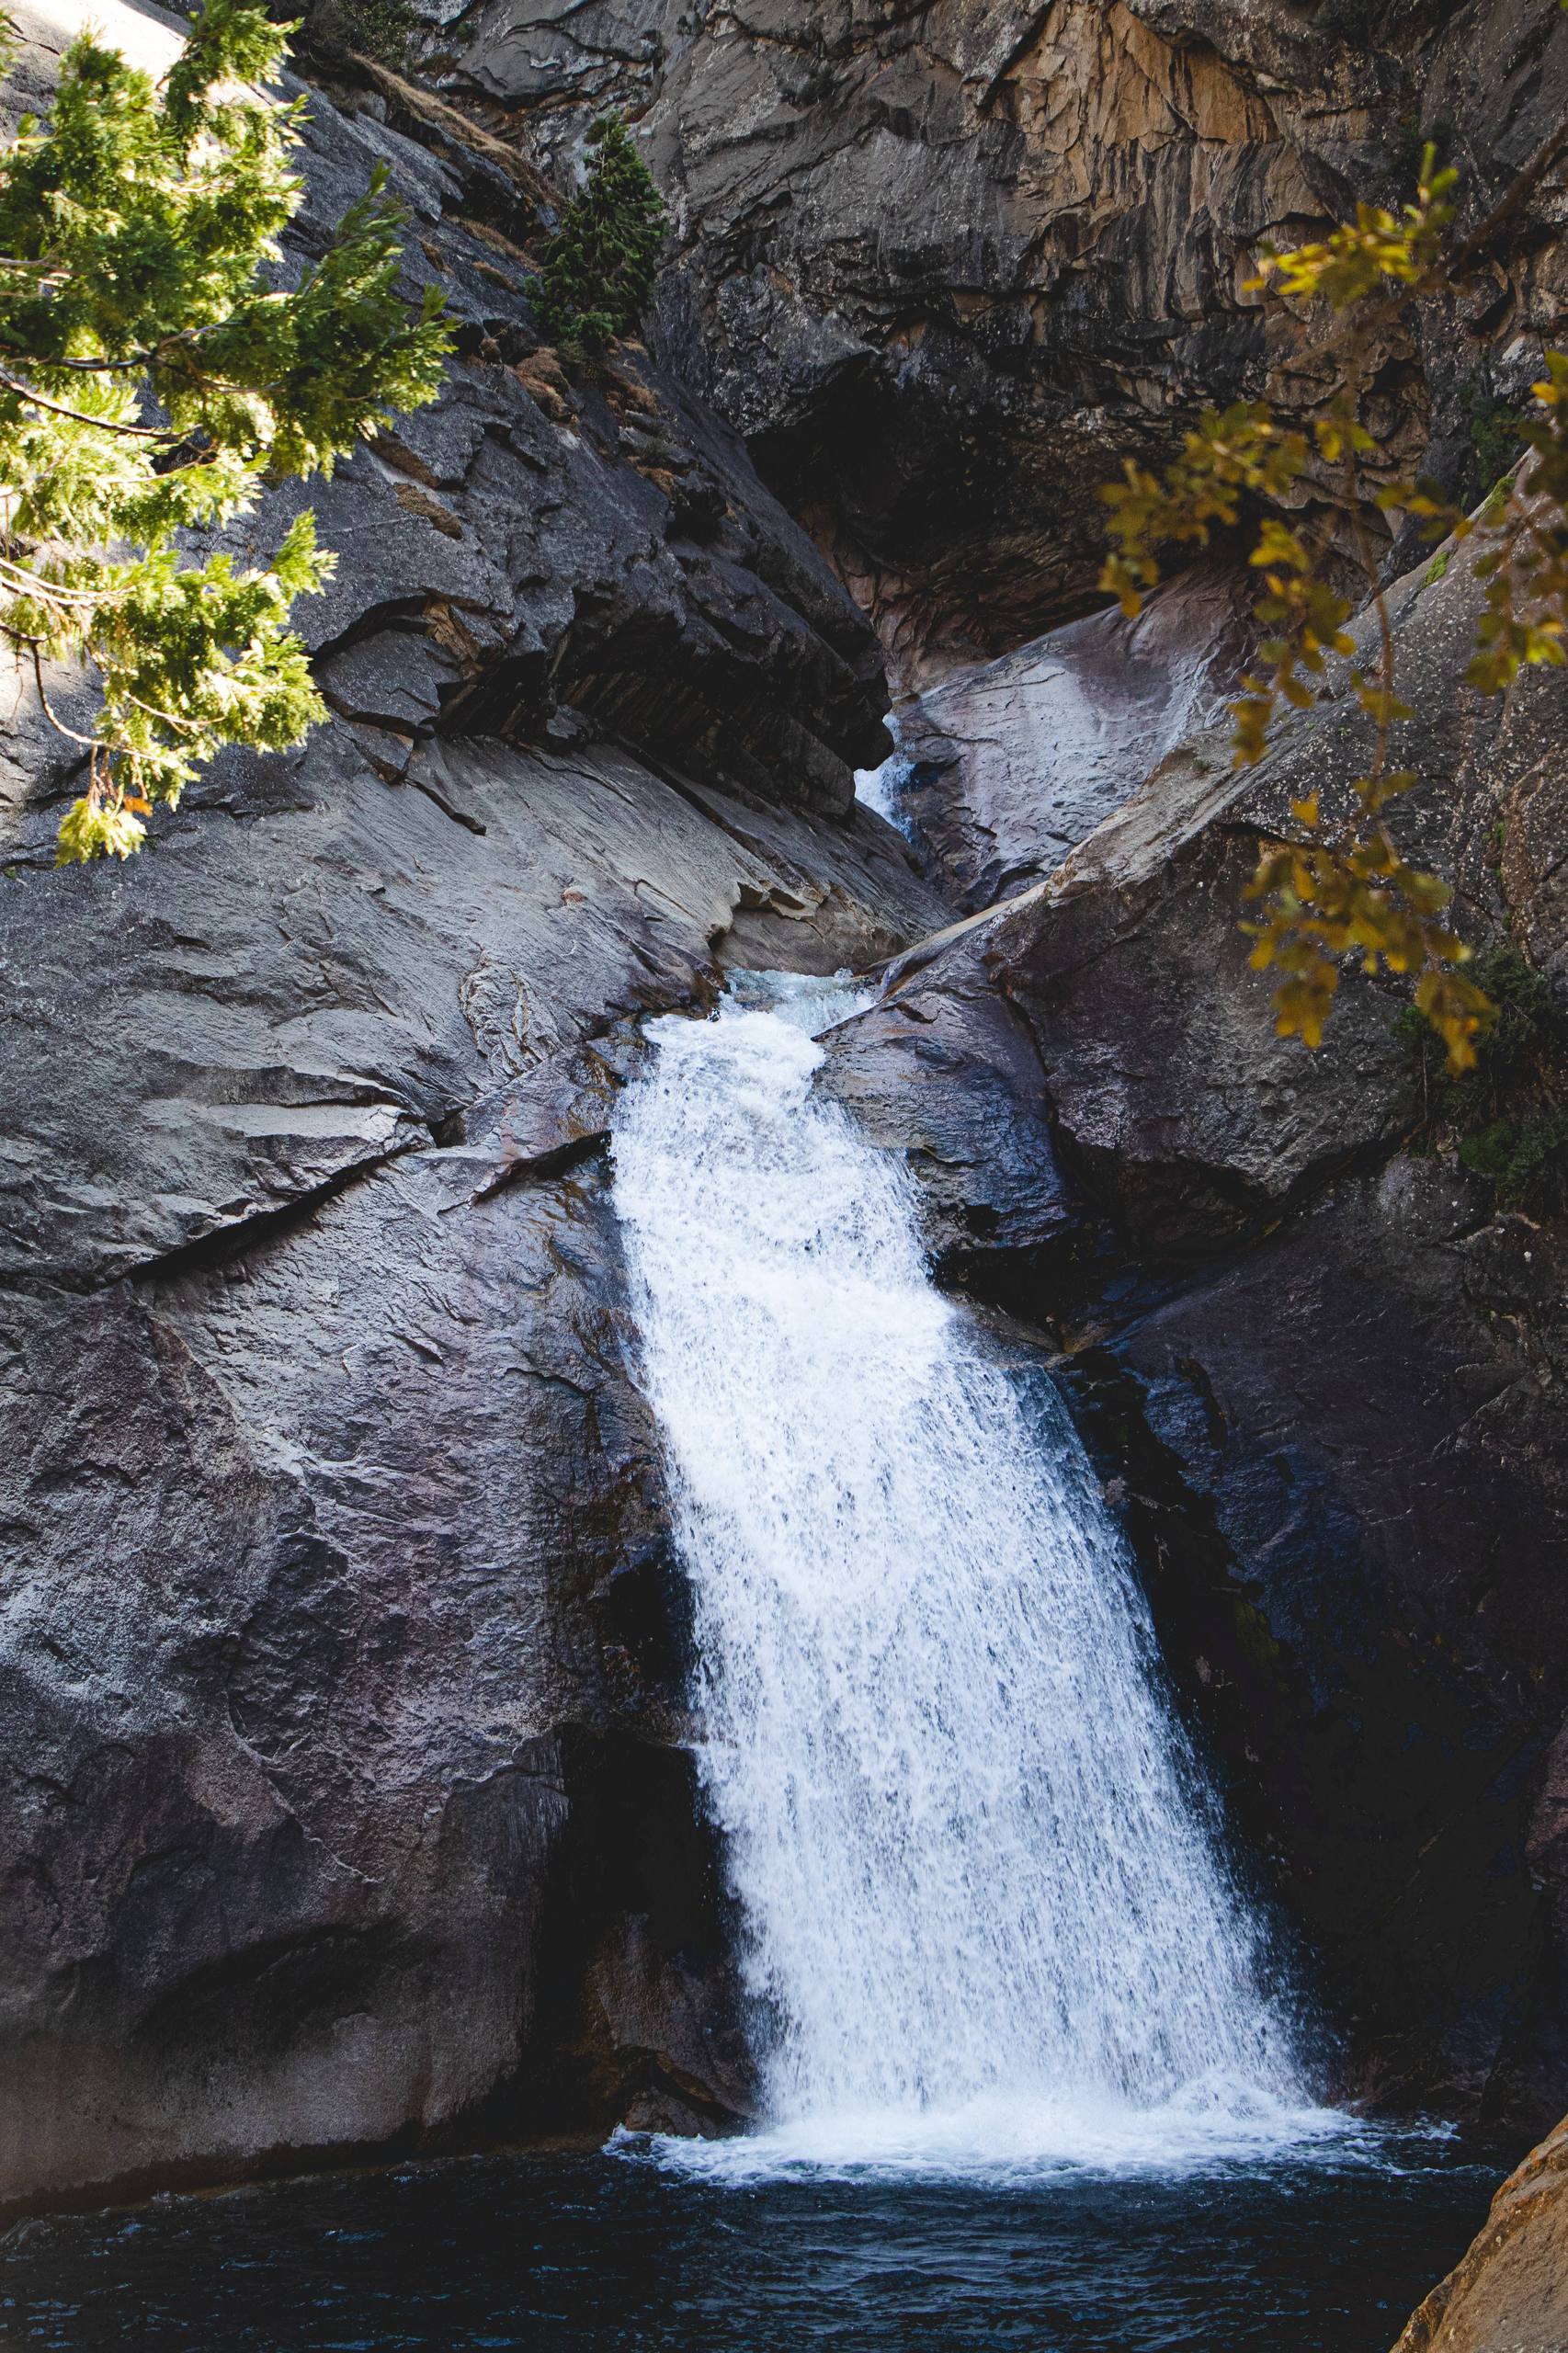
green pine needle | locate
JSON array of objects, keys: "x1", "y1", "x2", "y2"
[{"x1": 0, "y1": 0, "x2": 451, "y2": 862}]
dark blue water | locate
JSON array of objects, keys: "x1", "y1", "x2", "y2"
[{"x1": 0, "y1": 2133, "x2": 1499, "y2": 2352}]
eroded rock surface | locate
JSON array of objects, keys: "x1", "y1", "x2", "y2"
[
  {"x1": 817, "y1": 951, "x2": 1074, "y2": 1278},
  {"x1": 0, "y1": 0, "x2": 944, "y2": 2212},
  {"x1": 827, "y1": 513, "x2": 1568, "y2": 2131},
  {"x1": 888, "y1": 559, "x2": 1255, "y2": 909}
]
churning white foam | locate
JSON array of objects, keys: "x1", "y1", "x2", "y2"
[
  {"x1": 853, "y1": 745, "x2": 914, "y2": 827},
  {"x1": 609, "y1": 974, "x2": 1344, "y2": 2183}
]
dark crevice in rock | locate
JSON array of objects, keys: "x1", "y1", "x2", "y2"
[
  {"x1": 515, "y1": 1727, "x2": 754, "y2": 2139},
  {"x1": 98, "y1": 1139, "x2": 430, "y2": 1299},
  {"x1": 467, "y1": 1129, "x2": 609, "y2": 1203},
  {"x1": 409, "y1": 767, "x2": 491, "y2": 834}
]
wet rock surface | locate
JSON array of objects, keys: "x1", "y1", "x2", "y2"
[
  {"x1": 0, "y1": 0, "x2": 944, "y2": 2213},
  {"x1": 834, "y1": 516, "x2": 1568, "y2": 2133},
  {"x1": 816, "y1": 950, "x2": 1074, "y2": 1281}
]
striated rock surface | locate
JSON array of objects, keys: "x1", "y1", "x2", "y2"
[
  {"x1": 0, "y1": 722, "x2": 940, "y2": 2209},
  {"x1": 0, "y1": 0, "x2": 944, "y2": 2212},
  {"x1": 888, "y1": 558, "x2": 1255, "y2": 910},
  {"x1": 443, "y1": 0, "x2": 1568, "y2": 673},
  {"x1": 1394, "y1": 2110, "x2": 1568, "y2": 2352}
]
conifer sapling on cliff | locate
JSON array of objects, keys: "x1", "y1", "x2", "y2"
[
  {"x1": 535, "y1": 116, "x2": 667, "y2": 359},
  {"x1": 0, "y1": 0, "x2": 450, "y2": 863}
]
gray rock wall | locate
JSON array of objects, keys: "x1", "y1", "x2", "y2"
[
  {"x1": 888, "y1": 559, "x2": 1256, "y2": 909},
  {"x1": 824, "y1": 515, "x2": 1568, "y2": 2131},
  {"x1": 440, "y1": 0, "x2": 1568, "y2": 674},
  {"x1": 0, "y1": 0, "x2": 946, "y2": 2211}
]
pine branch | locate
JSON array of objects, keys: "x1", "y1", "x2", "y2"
[{"x1": 0, "y1": 370, "x2": 184, "y2": 437}]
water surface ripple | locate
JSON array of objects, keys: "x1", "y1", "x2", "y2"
[{"x1": 2, "y1": 2137, "x2": 1499, "y2": 2352}]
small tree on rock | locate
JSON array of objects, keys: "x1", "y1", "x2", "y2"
[
  {"x1": 0, "y1": 0, "x2": 450, "y2": 864},
  {"x1": 535, "y1": 117, "x2": 667, "y2": 358}
]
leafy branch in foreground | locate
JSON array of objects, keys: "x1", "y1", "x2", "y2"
[
  {"x1": 1400, "y1": 947, "x2": 1568, "y2": 1214},
  {"x1": 1100, "y1": 148, "x2": 1568, "y2": 1072},
  {"x1": 0, "y1": 0, "x2": 451, "y2": 863}
]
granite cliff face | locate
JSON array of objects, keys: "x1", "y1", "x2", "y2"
[
  {"x1": 447, "y1": 0, "x2": 1568, "y2": 677},
  {"x1": 6, "y1": 0, "x2": 1568, "y2": 2232},
  {"x1": 0, "y1": 0, "x2": 943, "y2": 2212}
]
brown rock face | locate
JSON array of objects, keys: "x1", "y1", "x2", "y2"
[
  {"x1": 445, "y1": 0, "x2": 1568, "y2": 673},
  {"x1": 1394, "y1": 2112, "x2": 1568, "y2": 2352}
]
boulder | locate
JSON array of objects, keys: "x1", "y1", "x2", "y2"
[
  {"x1": 816, "y1": 948, "x2": 1074, "y2": 1279},
  {"x1": 1394, "y1": 2111, "x2": 1568, "y2": 2353}
]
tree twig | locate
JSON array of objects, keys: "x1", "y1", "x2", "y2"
[
  {"x1": 26, "y1": 639, "x2": 99, "y2": 747},
  {"x1": 1448, "y1": 116, "x2": 1568, "y2": 280},
  {"x1": 0, "y1": 370, "x2": 181, "y2": 438}
]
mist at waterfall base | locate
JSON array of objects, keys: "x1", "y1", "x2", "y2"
[{"x1": 611, "y1": 972, "x2": 1324, "y2": 2184}]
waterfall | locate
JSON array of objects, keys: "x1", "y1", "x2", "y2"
[{"x1": 610, "y1": 973, "x2": 1338, "y2": 2178}]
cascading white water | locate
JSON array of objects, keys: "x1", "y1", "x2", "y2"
[{"x1": 611, "y1": 972, "x2": 1341, "y2": 2179}]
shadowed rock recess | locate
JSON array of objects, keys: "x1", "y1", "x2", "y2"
[
  {"x1": 444, "y1": 0, "x2": 1568, "y2": 676},
  {"x1": 6, "y1": 0, "x2": 1568, "y2": 2254}
]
